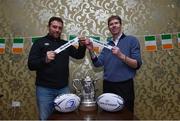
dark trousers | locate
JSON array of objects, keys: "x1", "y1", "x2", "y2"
[{"x1": 103, "y1": 79, "x2": 134, "y2": 113}]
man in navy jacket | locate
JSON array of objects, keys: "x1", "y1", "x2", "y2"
[{"x1": 28, "y1": 16, "x2": 86, "y2": 120}]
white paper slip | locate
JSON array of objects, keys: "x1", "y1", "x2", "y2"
[
  {"x1": 54, "y1": 37, "x2": 79, "y2": 54},
  {"x1": 89, "y1": 38, "x2": 113, "y2": 50}
]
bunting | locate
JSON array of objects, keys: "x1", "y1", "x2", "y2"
[
  {"x1": 89, "y1": 36, "x2": 101, "y2": 53},
  {"x1": 69, "y1": 35, "x2": 78, "y2": 48},
  {"x1": 0, "y1": 32, "x2": 180, "y2": 55},
  {"x1": 31, "y1": 37, "x2": 41, "y2": 45},
  {"x1": 161, "y1": 34, "x2": 173, "y2": 50},
  {"x1": 144, "y1": 35, "x2": 157, "y2": 52},
  {"x1": 12, "y1": 38, "x2": 24, "y2": 54}
]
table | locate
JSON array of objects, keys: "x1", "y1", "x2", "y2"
[{"x1": 48, "y1": 107, "x2": 138, "y2": 120}]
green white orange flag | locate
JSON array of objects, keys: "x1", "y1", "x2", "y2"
[
  {"x1": 69, "y1": 35, "x2": 78, "y2": 48},
  {"x1": 178, "y1": 33, "x2": 180, "y2": 48},
  {"x1": 107, "y1": 37, "x2": 112, "y2": 42},
  {"x1": 69, "y1": 35, "x2": 101, "y2": 53},
  {"x1": 161, "y1": 34, "x2": 173, "y2": 50},
  {"x1": 144, "y1": 35, "x2": 157, "y2": 52},
  {"x1": 0, "y1": 38, "x2": 5, "y2": 54},
  {"x1": 31, "y1": 37, "x2": 41, "y2": 45},
  {"x1": 89, "y1": 36, "x2": 101, "y2": 53},
  {"x1": 12, "y1": 38, "x2": 24, "y2": 54}
]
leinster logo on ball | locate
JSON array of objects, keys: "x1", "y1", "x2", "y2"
[{"x1": 65, "y1": 99, "x2": 76, "y2": 110}]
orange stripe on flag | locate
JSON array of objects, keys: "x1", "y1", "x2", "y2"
[
  {"x1": 145, "y1": 45, "x2": 156, "y2": 51},
  {"x1": 93, "y1": 47, "x2": 100, "y2": 53},
  {"x1": 178, "y1": 43, "x2": 180, "y2": 48},
  {"x1": 12, "y1": 48, "x2": 23, "y2": 54},
  {"x1": 0, "y1": 48, "x2": 5, "y2": 54},
  {"x1": 162, "y1": 44, "x2": 173, "y2": 49}
]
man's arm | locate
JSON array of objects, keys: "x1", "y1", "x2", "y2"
[
  {"x1": 28, "y1": 42, "x2": 47, "y2": 70},
  {"x1": 68, "y1": 42, "x2": 86, "y2": 59},
  {"x1": 112, "y1": 46, "x2": 138, "y2": 69}
]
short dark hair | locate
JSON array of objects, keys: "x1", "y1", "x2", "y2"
[
  {"x1": 48, "y1": 16, "x2": 64, "y2": 26},
  {"x1": 108, "y1": 15, "x2": 122, "y2": 25}
]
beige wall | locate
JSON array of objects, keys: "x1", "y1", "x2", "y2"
[{"x1": 0, "y1": 0, "x2": 180, "y2": 119}]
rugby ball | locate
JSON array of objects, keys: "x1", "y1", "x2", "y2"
[
  {"x1": 97, "y1": 93, "x2": 124, "y2": 112},
  {"x1": 54, "y1": 93, "x2": 80, "y2": 113}
]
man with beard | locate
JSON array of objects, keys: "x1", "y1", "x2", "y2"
[{"x1": 28, "y1": 16, "x2": 86, "y2": 120}]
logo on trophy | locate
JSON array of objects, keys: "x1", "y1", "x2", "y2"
[{"x1": 73, "y1": 76, "x2": 97, "y2": 111}]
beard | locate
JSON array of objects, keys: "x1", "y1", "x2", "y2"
[{"x1": 50, "y1": 32, "x2": 60, "y2": 39}]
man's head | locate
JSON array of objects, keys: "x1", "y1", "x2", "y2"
[
  {"x1": 108, "y1": 15, "x2": 122, "y2": 37},
  {"x1": 48, "y1": 16, "x2": 64, "y2": 39}
]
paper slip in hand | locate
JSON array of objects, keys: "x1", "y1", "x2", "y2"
[
  {"x1": 54, "y1": 37, "x2": 79, "y2": 54},
  {"x1": 89, "y1": 38, "x2": 113, "y2": 50}
]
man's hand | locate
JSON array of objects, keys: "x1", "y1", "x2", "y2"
[
  {"x1": 112, "y1": 46, "x2": 125, "y2": 60},
  {"x1": 84, "y1": 38, "x2": 94, "y2": 51},
  {"x1": 112, "y1": 46, "x2": 121, "y2": 55},
  {"x1": 46, "y1": 51, "x2": 56, "y2": 63},
  {"x1": 78, "y1": 36, "x2": 94, "y2": 50},
  {"x1": 78, "y1": 36, "x2": 86, "y2": 46}
]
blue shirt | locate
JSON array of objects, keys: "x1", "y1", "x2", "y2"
[{"x1": 92, "y1": 34, "x2": 142, "y2": 82}]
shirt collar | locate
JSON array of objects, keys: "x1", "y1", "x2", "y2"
[{"x1": 112, "y1": 33, "x2": 122, "y2": 46}]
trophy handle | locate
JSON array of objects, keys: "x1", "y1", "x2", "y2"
[
  {"x1": 93, "y1": 79, "x2": 98, "y2": 94},
  {"x1": 72, "y1": 79, "x2": 81, "y2": 95}
]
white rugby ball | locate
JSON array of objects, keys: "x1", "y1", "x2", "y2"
[
  {"x1": 54, "y1": 93, "x2": 80, "y2": 113},
  {"x1": 97, "y1": 93, "x2": 124, "y2": 112}
]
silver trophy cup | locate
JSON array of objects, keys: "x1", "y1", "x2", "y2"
[{"x1": 73, "y1": 76, "x2": 97, "y2": 111}]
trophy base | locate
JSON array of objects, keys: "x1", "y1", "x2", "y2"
[{"x1": 79, "y1": 101, "x2": 97, "y2": 111}]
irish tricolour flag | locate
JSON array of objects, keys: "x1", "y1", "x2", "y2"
[
  {"x1": 0, "y1": 38, "x2": 5, "y2": 54},
  {"x1": 31, "y1": 36, "x2": 41, "y2": 45},
  {"x1": 12, "y1": 38, "x2": 24, "y2": 54},
  {"x1": 69, "y1": 35, "x2": 79, "y2": 48},
  {"x1": 144, "y1": 35, "x2": 157, "y2": 51},
  {"x1": 161, "y1": 34, "x2": 173, "y2": 49},
  {"x1": 89, "y1": 36, "x2": 101, "y2": 53},
  {"x1": 178, "y1": 33, "x2": 180, "y2": 48}
]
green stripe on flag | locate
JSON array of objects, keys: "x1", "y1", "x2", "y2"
[
  {"x1": 161, "y1": 34, "x2": 171, "y2": 40},
  {"x1": 13, "y1": 38, "x2": 23, "y2": 43},
  {"x1": 178, "y1": 33, "x2": 180, "y2": 38},
  {"x1": 32, "y1": 37, "x2": 41, "y2": 43},
  {"x1": 107, "y1": 37, "x2": 112, "y2": 42},
  {"x1": 145, "y1": 36, "x2": 156, "y2": 41},
  {"x1": 0, "y1": 38, "x2": 5, "y2": 43},
  {"x1": 69, "y1": 35, "x2": 76, "y2": 40}
]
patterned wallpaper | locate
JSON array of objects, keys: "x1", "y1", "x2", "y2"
[{"x1": 0, "y1": 0, "x2": 180, "y2": 119}]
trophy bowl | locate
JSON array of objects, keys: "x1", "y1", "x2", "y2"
[{"x1": 73, "y1": 76, "x2": 97, "y2": 111}]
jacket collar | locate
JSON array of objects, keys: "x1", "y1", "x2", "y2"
[
  {"x1": 108, "y1": 33, "x2": 126, "y2": 45},
  {"x1": 46, "y1": 34, "x2": 60, "y2": 41}
]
